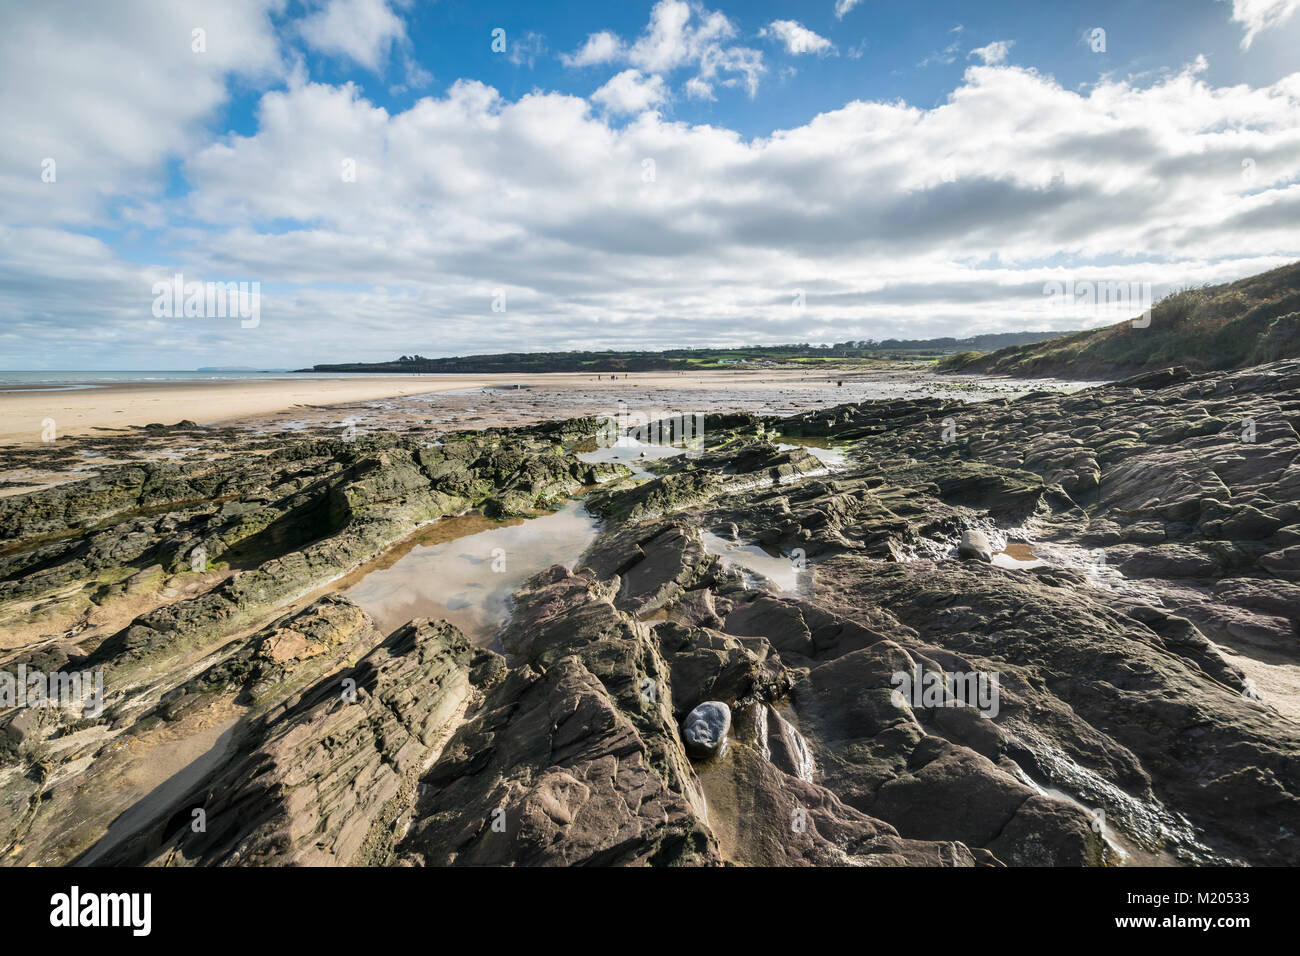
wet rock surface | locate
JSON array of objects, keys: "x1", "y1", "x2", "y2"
[
  {"x1": 2, "y1": 362, "x2": 1299, "y2": 866},
  {"x1": 89, "y1": 612, "x2": 503, "y2": 866},
  {"x1": 570, "y1": 359, "x2": 1300, "y2": 865}
]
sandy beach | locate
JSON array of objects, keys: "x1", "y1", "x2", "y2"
[
  {"x1": 0, "y1": 367, "x2": 1093, "y2": 503},
  {"x1": 2, "y1": 358, "x2": 1297, "y2": 871},
  {"x1": 0, "y1": 367, "x2": 1083, "y2": 447},
  {"x1": 0, "y1": 376, "x2": 490, "y2": 445}
]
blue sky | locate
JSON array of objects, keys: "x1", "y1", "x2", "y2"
[
  {"x1": 2, "y1": 0, "x2": 1299, "y2": 368},
  {"x1": 255, "y1": 1, "x2": 1300, "y2": 136}
]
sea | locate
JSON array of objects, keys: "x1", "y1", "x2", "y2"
[{"x1": 0, "y1": 370, "x2": 410, "y2": 392}]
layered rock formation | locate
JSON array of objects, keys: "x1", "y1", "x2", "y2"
[{"x1": 2, "y1": 362, "x2": 1297, "y2": 866}]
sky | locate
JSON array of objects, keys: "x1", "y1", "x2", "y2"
[{"x1": 2, "y1": 0, "x2": 1299, "y2": 369}]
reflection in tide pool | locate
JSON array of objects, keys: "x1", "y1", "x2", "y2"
[
  {"x1": 575, "y1": 435, "x2": 850, "y2": 480},
  {"x1": 991, "y1": 542, "x2": 1046, "y2": 570},
  {"x1": 574, "y1": 435, "x2": 692, "y2": 478},
  {"x1": 342, "y1": 497, "x2": 600, "y2": 642},
  {"x1": 700, "y1": 530, "x2": 812, "y2": 597},
  {"x1": 777, "y1": 439, "x2": 849, "y2": 469}
]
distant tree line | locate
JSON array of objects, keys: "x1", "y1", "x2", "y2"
[{"x1": 298, "y1": 331, "x2": 1071, "y2": 374}]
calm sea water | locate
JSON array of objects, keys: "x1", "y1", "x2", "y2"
[{"x1": 0, "y1": 370, "x2": 417, "y2": 391}]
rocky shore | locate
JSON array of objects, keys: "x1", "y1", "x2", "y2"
[{"x1": 2, "y1": 360, "x2": 1297, "y2": 866}]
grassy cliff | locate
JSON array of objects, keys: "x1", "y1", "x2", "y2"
[{"x1": 938, "y1": 261, "x2": 1300, "y2": 378}]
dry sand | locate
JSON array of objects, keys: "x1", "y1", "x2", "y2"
[{"x1": 0, "y1": 376, "x2": 490, "y2": 445}]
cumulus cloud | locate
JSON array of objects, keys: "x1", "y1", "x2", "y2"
[
  {"x1": 4, "y1": 3, "x2": 1300, "y2": 368},
  {"x1": 166, "y1": 63, "x2": 1300, "y2": 357},
  {"x1": 560, "y1": 30, "x2": 623, "y2": 67},
  {"x1": 592, "y1": 69, "x2": 668, "y2": 115},
  {"x1": 562, "y1": 1, "x2": 764, "y2": 99},
  {"x1": 834, "y1": 0, "x2": 864, "y2": 18},
  {"x1": 0, "y1": 0, "x2": 284, "y2": 229},
  {"x1": 1225, "y1": 0, "x2": 1300, "y2": 48},
  {"x1": 299, "y1": 0, "x2": 406, "y2": 71},
  {"x1": 626, "y1": 0, "x2": 733, "y2": 72},
  {"x1": 760, "y1": 21, "x2": 835, "y2": 56},
  {"x1": 969, "y1": 40, "x2": 1013, "y2": 65}
]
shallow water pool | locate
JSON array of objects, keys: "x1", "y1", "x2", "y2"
[{"x1": 342, "y1": 498, "x2": 600, "y2": 641}]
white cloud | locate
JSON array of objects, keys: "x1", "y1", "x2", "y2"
[
  {"x1": 834, "y1": 0, "x2": 864, "y2": 19},
  {"x1": 562, "y1": 1, "x2": 764, "y2": 98},
  {"x1": 161, "y1": 62, "x2": 1300, "y2": 359},
  {"x1": 389, "y1": 52, "x2": 433, "y2": 96},
  {"x1": 0, "y1": 0, "x2": 284, "y2": 229},
  {"x1": 1222, "y1": 0, "x2": 1294, "y2": 48},
  {"x1": 969, "y1": 40, "x2": 1013, "y2": 65},
  {"x1": 4, "y1": 8, "x2": 1300, "y2": 367},
  {"x1": 508, "y1": 31, "x2": 548, "y2": 68},
  {"x1": 1225, "y1": 0, "x2": 1300, "y2": 48},
  {"x1": 684, "y1": 77, "x2": 716, "y2": 100},
  {"x1": 299, "y1": 0, "x2": 406, "y2": 71},
  {"x1": 560, "y1": 30, "x2": 624, "y2": 67},
  {"x1": 919, "y1": 39, "x2": 962, "y2": 68},
  {"x1": 592, "y1": 69, "x2": 668, "y2": 115},
  {"x1": 760, "y1": 21, "x2": 835, "y2": 56},
  {"x1": 625, "y1": 0, "x2": 733, "y2": 72},
  {"x1": 696, "y1": 44, "x2": 764, "y2": 97}
]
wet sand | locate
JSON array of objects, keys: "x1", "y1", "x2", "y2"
[{"x1": 0, "y1": 367, "x2": 1099, "y2": 446}]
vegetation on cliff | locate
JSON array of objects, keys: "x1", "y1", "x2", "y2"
[{"x1": 938, "y1": 261, "x2": 1300, "y2": 378}]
